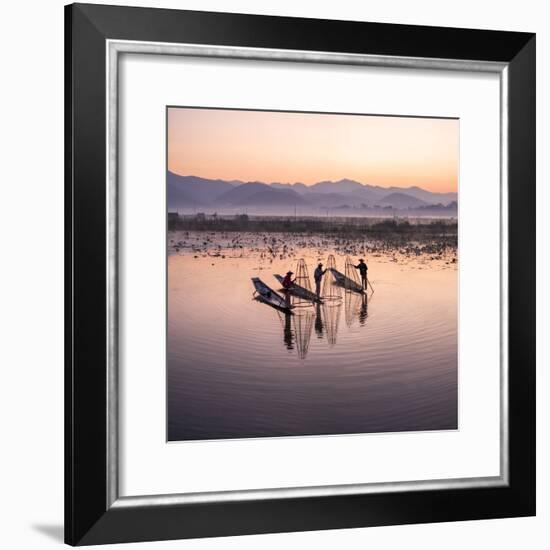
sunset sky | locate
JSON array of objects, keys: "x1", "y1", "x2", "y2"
[{"x1": 167, "y1": 107, "x2": 458, "y2": 193}]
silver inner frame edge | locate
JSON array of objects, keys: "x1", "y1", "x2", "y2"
[{"x1": 106, "y1": 39, "x2": 509, "y2": 509}]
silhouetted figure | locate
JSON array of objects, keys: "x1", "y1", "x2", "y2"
[
  {"x1": 282, "y1": 271, "x2": 294, "y2": 289},
  {"x1": 354, "y1": 258, "x2": 368, "y2": 290},
  {"x1": 313, "y1": 263, "x2": 327, "y2": 297},
  {"x1": 282, "y1": 271, "x2": 294, "y2": 307}
]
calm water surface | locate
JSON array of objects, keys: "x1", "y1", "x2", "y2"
[{"x1": 168, "y1": 231, "x2": 457, "y2": 440}]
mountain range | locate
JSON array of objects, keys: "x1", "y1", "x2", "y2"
[{"x1": 167, "y1": 172, "x2": 457, "y2": 215}]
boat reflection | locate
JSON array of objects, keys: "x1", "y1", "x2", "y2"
[
  {"x1": 345, "y1": 290, "x2": 369, "y2": 327},
  {"x1": 283, "y1": 311, "x2": 294, "y2": 351},
  {"x1": 281, "y1": 310, "x2": 315, "y2": 360},
  {"x1": 273, "y1": 292, "x2": 367, "y2": 360},
  {"x1": 359, "y1": 294, "x2": 368, "y2": 326},
  {"x1": 314, "y1": 304, "x2": 324, "y2": 340},
  {"x1": 254, "y1": 266, "x2": 370, "y2": 360}
]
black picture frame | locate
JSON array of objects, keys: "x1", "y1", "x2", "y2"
[{"x1": 65, "y1": 3, "x2": 536, "y2": 545}]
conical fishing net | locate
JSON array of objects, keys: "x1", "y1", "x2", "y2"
[
  {"x1": 345, "y1": 289, "x2": 363, "y2": 328},
  {"x1": 321, "y1": 254, "x2": 342, "y2": 302},
  {"x1": 294, "y1": 310, "x2": 314, "y2": 360},
  {"x1": 321, "y1": 301, "x2": 342, "y2": 346},
  {"x1": 292, "y1": 258, "x2": 314, "y2": 308}
]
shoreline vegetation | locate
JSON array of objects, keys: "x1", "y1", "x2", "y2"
[
  {"x1": 168, "y1": 214, "x2": 458, "y2": 262},
  {"x1": 169, "y1": 213, "x2": 457, "y2": 243}
]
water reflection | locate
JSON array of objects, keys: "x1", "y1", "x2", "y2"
[
  {"x1": 320, "y1": 302, "x2": 342, "y2": 347},
  {"x1": 280, "y1": 310, "x2": 317, "y2": 359},
  {"x1": 251, "y1": 257, "x2": 371, "y2": 359},
  {"x1": 283, "y1": 312, "x2": 294, "y2": 351},
  {"x1": 168, "y1": 241, "x2": 458, "y2": 440},
  {"x1": 359, "y1": 294, "x2": 368, "y2": 326},
  {"x1": 294, "y1": 311, "x2": 315, "y2": 360},
  {"x1": 314, "y1": 303, "x2": 324, "y2": 339},
  {"x1": 265, "y1": 290, "x2": 366, "y2": 359},
  {"x1": 345, "y1": 291, "x2": 370, "y2": 328}
]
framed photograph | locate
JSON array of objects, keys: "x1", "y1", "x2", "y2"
[{"x1": 65, "y1": 3, "x2": 535, "y2": 545}]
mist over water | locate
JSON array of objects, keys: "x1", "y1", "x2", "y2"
[{"x1": 167, "y1": 231, "x2": 458, "y2": 441}]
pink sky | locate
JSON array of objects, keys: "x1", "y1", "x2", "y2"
[{"x1": 167, "y1": 107, "x2": 458, "y2": 193}]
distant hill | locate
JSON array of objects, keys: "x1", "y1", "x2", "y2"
[
  {"x1": 377, "y1": 192, "x2": 428, "y2": 209},
  {"x1": 349, "y1": 186, "x2": 387, "y2": 204},
  {"x1": 309, "y1": 178, "x2": 365, "y2": 194},
  {"x1": 239, "y1": 188, "x2": 307, "y2": 207},
  {"x1": 306, "y1": 192, "x2": 354, "y2": 208},
  {"x1": 167, "y1": 172, "x2": 457, "y2": 215},
  {"x1": 167, "y1": 181, "x2": 200, "y2": 209},
  {"x1": 167, "y1": 172, "x2": 237, "y2": 210},
  {"x1": 270, "y1": 182, "x2": 309, "y2": 194},
  {"x1": 216, "y1": 182, "x2": 306, "y2": 207},
  {"x1": 383, "y1": 185, "x2": 457, "y2": 206},
  {"x1": 215, "y1": 182, "x2": 269, "y2": 205}
]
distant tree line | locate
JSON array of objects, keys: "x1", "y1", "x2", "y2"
[{"x1": 168, "y1": 213, "x2": 457, "y2": 244}]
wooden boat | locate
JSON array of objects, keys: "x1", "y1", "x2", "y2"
[
  {"x1": 328, "y1": 268, "x2": 364, "y2": 294},
  {"x1": 273, "y1": 274, "x2": 322, "y2": 303},
  {"x1": 251, "y1": 277, "x2": 293, "y2": 312}
]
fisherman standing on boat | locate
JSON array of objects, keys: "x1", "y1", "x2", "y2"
[
  {"x1": 314, "y1": 262, "x2": 327, "y2": 297},
  {"x1": 281, "y1": 271, "x2": 295, "y2": 307},
  {"x1": 354, "y1": 258, "x2": 368, "y2": 290}
]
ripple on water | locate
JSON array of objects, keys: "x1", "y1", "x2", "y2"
[{"x1": 167, "y1": 242, "x2": 458, "y2": 440}]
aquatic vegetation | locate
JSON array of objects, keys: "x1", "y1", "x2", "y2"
[{"x1": 167, "y1": 226, "x2": 458, "y2": 270}]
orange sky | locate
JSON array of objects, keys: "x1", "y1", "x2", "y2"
[{"x1": 167, "y1": 107, "x2": 458, "y2": 193}]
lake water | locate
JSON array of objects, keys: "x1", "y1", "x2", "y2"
[{"x1": 167, "y1": 231, "x2": 458, "y2": 441}]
